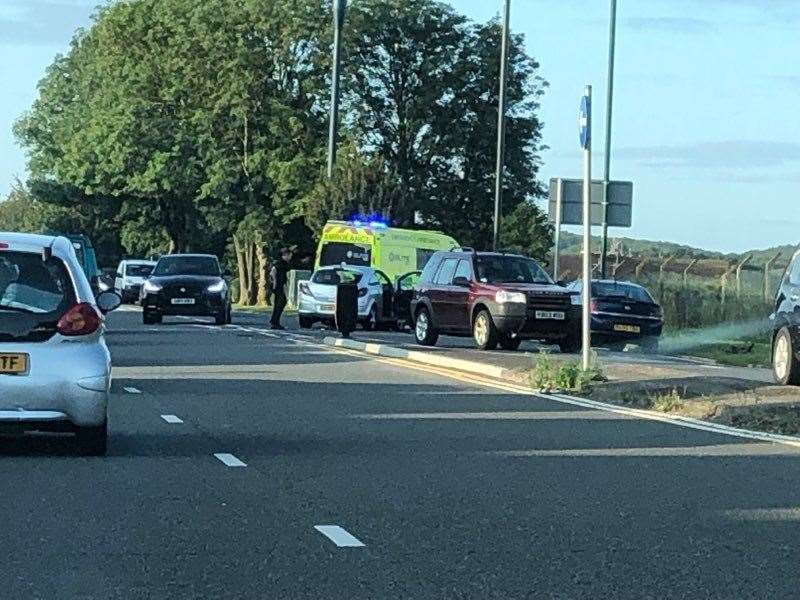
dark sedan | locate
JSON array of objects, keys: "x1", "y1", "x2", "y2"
[
  {"x1": 140, "y1": 254, "x2": 232, "y2": 325},
  {"x1": 567, "y1": 279, "x2": 663, "y2": 350}
]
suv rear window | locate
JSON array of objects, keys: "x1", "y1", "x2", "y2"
[
  {"x1": 475, "y1": 256, "x2": 552, "y2": 285},
  {"x1": 0, "y1": 251, "x2": 75, "y2": 315},
  {"x1": 312, "y1": 269, "x2": 364, "y2": 285}
]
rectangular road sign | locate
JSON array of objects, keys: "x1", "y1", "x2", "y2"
[{"x1": 548, "y1": 178, "x2": 633, "y2": 227}]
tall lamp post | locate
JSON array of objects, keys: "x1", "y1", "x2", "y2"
[
  {"x1": 493, "y1": 0, "x2": 511, "y2": 251},
  {"x1": 327, "y1": 0, "x2": 347, "y2": 179},
  {"x1": 600, "y1": 0, "x2": 618, "y2": 277}
]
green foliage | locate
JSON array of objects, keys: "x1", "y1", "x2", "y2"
[
  {"x1": 530, "y1": 350, "x2": 604, "y2": 393},
  {"x1": 499, "y1": 201, "x2": 553, "y2": 262},
  {"x1": 649, "y1": 389, "x2": 684, "y2": 413}
]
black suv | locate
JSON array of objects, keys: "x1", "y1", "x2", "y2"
[
  {"x1": 771, "y1": 248, "x2": 800, "y2": 385},
  {"x1": 409, "y1": 250, "x2": 580, "y2": 351}
]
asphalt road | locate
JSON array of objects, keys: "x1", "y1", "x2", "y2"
[{"x1": 2, "y1": 307, "x2": 798, "y2": 599}]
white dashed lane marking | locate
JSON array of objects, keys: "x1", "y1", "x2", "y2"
[
  {"x1": 214, "y1": 453, "x2": 247, "y2": 467},
  {"x1": 161, "y1": 415, "x2": 184, "y2": 424},
  {"x1": 314, "y1": 525, "x2": 366, "y2": 548},
  {"x1": 123, "y1": 387, "x2": 142, "y2": 394}
]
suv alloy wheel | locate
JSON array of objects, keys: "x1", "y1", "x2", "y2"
[
  {"x1": 473, "y1": 309, "x2": 498, "y2": 351},
  {"x1": 414, "y1": 307, "x2": 439, "y2": 346}
]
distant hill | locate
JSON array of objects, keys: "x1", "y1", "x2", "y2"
[{"x1": 557, "y1": 231, "x2": 797, "y2": 267}]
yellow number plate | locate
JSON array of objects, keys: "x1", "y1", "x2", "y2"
[
  {"x1": 0, "y1": 353, "x2": 28, "y2": 374},
  {"x1": 613, "y1": 324, "x2": 641, "y2": 334}
]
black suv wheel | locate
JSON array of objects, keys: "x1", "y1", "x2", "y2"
[
  {"x1": 414, "y1": 307, "x2": 439, "y2": 346},
  {"x1": 773, "y1": 327, "x2": 800, "y2": 385},
  {"x1": 473, "y1": 309, "x2": 498, "y2": 351}
]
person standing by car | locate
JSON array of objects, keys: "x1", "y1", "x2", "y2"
[{"x1": 269, "y1": 247, "x2": 293, "y2": 330}]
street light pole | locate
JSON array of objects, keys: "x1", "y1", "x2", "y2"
[
  {"x1": 600, "y1": 0, "x2": 617, "y2": 278},
  {"x1": 493, "y1": 0, "x2": 511, "y2": 251},
  {"x1": 327, "y1": 0, "x2": 347, "y2": 180}
]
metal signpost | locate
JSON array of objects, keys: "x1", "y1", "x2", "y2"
[
  {"x1": 580, "y1": 87, "x2": 592, "y2": 372},
  {"x1": 327, "y1": 0, "x2": 347, "y2": 179},
  {"x1": 600, "y1": 0, "x2": 618, "y2": 278}
]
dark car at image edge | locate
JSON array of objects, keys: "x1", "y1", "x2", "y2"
[
  {"x1": 410, "y1": 250, "x2": 580, "y2": 352},
  {"x1": 771, "y1": 247, "x2": 800, "y2": 385},
  {"x1": 140, "y1": 254, "x2": 232, "y2": 325}
]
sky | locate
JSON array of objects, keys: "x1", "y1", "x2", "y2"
[{"x1": 1, "y1": 0, "x2": 799, "y2": 253}]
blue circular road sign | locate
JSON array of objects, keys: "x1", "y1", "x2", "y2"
[{"x1": 579, "y1": 94, "x2": 591, "y2": 150}]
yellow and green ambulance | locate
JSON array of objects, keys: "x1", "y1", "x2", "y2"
[{"x1": 315, "y1": 220, "x2": 459, "y2": 282}]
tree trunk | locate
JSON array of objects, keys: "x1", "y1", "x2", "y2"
[
  {"x1": 256, "y1": 244, "x2": 269, "y2": 306},
  {"x1": 245, "y1": 242, "x2": 258, "y2": 305},
  {"x1": 234, "y1": 236, "x2": 251, "y2": 306}
]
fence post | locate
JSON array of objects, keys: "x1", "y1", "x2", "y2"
[
  {"x1": 735, "y1": 254, "x2": 752, "y2": 297},
  {"x1": 720, "y1": 263, "x2": 736, "y2": 309},
  {"x1": 635, "y1": 258, "x2": 648, "y2": 279},
  {"x1": 764, "y1": 252, "x2": 782, "y2": 304},
  {"x1": 682, "y1": 258, "x2": 698, "y2": 286},
  {"x1": 659, "y1": 255, "x2": 674, "y2": 283},
  {"x1": 612, "y1": 258, "x2": 626, "y2": 279}
]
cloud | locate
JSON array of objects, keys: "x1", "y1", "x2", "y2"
[
  {"x1": 615, "y1": 141, "x2": 800, "y2": 169},
  {"x1": 624, "y1": 17, "x2": 715, "y2": 34},
  {"x1": 0, "y1": 0, "x2": 97, "y2": 47}
]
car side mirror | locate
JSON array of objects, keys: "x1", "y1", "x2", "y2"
[
  {"x1": 556, "y1": 280, "x2": 567, "y2": 287},
  {"x1": 96, "y1": 291, "x2": 122, "y2": 314},
  {"x1": 452, "y1": 276, "x2": 471, "y2": 288}
]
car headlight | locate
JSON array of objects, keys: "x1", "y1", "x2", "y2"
[
  {"x1": 570, "y1": 293, "x2": 582, "y2": 305},
  {"x1": 207, "y1": 280, "x2": 226, "y2": 293},
  {"x1": 143, "y1": 280, "x2": 162, "y2": 293},
  {"x1": 495, "y1": 290, "x2": 526, "y2": 304}
]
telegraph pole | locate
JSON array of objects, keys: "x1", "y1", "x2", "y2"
[
  {"x1": 327, "y1": 0, "x2": 347, "y2": 179},
  {"x1": 493, "y1": 0, "x2": 511, "y2": 251},
  {"x1": 600, "y1": 0, "x2": 618, "y2": 277}
]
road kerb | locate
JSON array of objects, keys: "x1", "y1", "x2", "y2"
[
  {"x1": 321, "y1": 336, "x2": 800, "y2": 450},
  {"x1": 324, "y1": 337, "x2": 510, "y2": 380}
]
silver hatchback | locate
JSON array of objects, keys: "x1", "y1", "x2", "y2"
[{"x1": 0, "y1": 233, "x2": 121, "y2": 454}]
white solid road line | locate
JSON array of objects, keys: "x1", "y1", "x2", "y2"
[
  {"x1": 161, "y1": 415, "x2": 184, "y2": 424},
  {"x1": 314, "y1": 525, "x2": 366, "y2": 548},
  {"x1": 123, "y1": 387, "x2": 142, "y2": 394},
  {"x1": 213, "y1": 453, "x2": 247, "y2": 467}
]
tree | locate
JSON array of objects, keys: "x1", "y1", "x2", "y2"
[
  {"x1": 303, "y1": 141, "x2": 403, "y2": 234},
  {"x1": 15, "y1": 0, "x2": 329, "y2": 285},
  {"x1": 342, "y1": 0, "x2": 549, "y2": 251}
]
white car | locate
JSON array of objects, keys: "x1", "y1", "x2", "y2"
[
  {"x1": 297, "y1": 266, "x2": 395, "y2": 330},
  {"x1": 0, "y1": 233, "x2": 121, "y2": 454},
  {"x1": 114, "y1": 259, "x2": 156, "y2": 303}
]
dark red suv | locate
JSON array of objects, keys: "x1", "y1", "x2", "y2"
[{"x1": 410, "y1": 250, "x2": 580, "y2": 351}]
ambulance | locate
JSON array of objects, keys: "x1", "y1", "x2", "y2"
[{"x1": 314, "y1": 220, "x2": 459, "y2": 282}]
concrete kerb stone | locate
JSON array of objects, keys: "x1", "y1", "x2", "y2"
[{"x1": 323, "y1": 337, "x2": 511, "y2": 380}]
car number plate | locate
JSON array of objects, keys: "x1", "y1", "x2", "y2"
[
  {"x1": 171, "y1": 298, "x2": 196, "y2": 305},
  {"x1": 614, "y1": 324, "x2": 641, "y2": 333},
  {"x1": 0, "y1": 353, "x2": 28, "y2": 375},
  {"x1": 535, "y1": 310, "x2": 565, "y2": 320},
  {"x1": 320, "y1": 303, "x2": 335, "y2": 312}
]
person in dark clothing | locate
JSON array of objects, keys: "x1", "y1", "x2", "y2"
[{"x1": 269, "y1": 248, "x2": 293, "y2": 329}]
